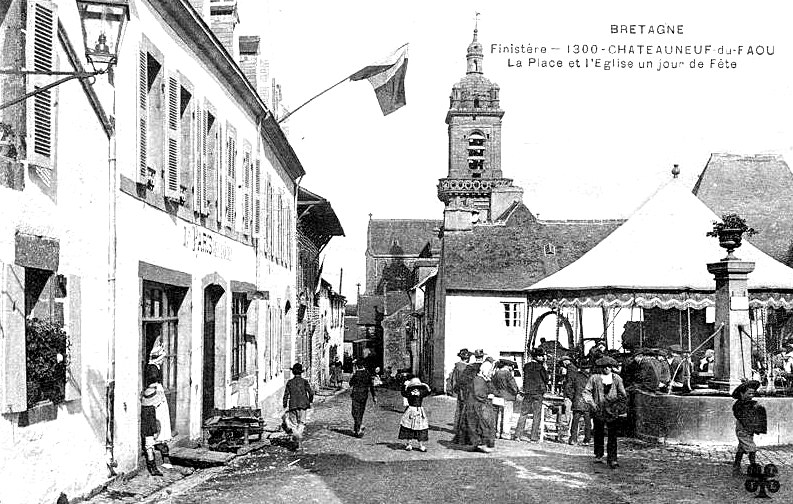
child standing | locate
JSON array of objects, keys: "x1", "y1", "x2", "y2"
[
  {"x1": 732, "y1": 380, "x2": 767, "y2": 476},
  {"x1": 399, "y1": 377, "x2": 431, "y2": 452},
  {"x1": 349, "y1": 360, "x2": 377, "y2": 437},
  {"x1": 283, "y1": 363, "x2": 314, "y2": 449},
  {"x1": 140, "y1": 365, "x2": 171, "y2": 476}
]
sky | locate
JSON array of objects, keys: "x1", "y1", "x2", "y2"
[{"x1": 237, "y1": 0, "x2": 793, "y2": 301}]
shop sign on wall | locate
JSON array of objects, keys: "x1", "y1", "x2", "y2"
[{"x1": 182, "y1": 224, "x2": 232, "y2": 261}]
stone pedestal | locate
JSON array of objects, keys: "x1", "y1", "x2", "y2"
[{"x1": 706, "y1": 259, "x2": 755, "y2": 393}]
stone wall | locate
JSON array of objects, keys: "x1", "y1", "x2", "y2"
[{"x1": 632, "y1": 390, "x2": 793, "y2": 446}]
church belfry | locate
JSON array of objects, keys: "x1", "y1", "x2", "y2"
[{"x1": 438, "y1": 26, "x2": 523, "y2": 230}]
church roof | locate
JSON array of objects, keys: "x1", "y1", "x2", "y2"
[
  {"x1": 443, "y1": 202, "x2": 623, "y2": 291},
  {"x1": 694, "y1": 153, "x2": 793, "y2": 266},
  {"x1": 366, "y1": 219, "x2": 442, "y2": 257}
]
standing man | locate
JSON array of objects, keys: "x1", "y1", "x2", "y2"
[
  {"x1": 565, "y1": 359, "x2": 592, "y2": 445},
  {"x1": 583, "y1": 357, "x2": 627, "y2": 469},
  {"x1": 492, "y1": 359, "x2": 520, "y2": 440},
  {"x1": 448, "y1": 348, "x2": 471, "y2": 444},
  {"x1": 515, "y1": 348, "x2": 548, "y2": 443},
  {"x1": 349, "y1": 360, "x2": 377, "y2": 437}
]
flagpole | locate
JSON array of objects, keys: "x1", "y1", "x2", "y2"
[
  {"x1": 278, "y1": 74, "x2": 350, "y2": 124},
  {"x1": 278, "y1": 42, "x2": 409, "y2": 124}
]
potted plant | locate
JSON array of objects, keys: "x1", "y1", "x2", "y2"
[{"x1": 706, "y1": 213, "x2": 758, "y2": 258}]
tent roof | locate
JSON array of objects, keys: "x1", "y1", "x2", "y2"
[{"x1": 526, "y1": 177, "x2": 793, "y2": 297}]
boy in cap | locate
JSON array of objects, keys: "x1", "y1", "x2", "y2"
[
  {"x1": 283, "y1": 363, "x2": 314, "y2": 449},
  {"x1": 731, "y1": 380, "x2": 766, "y2": 476}
]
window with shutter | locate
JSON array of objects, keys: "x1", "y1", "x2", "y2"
[
  {"x1": 25, "y1": 0, "x2": 58, "y2": 191},
  {"x1": 192, "y1": 101, "x2": 204, "y2": 214},
  {"x1": 224, "y1": 124, "x2": 237, "y2": 229},
  {"x1": 177, "y1": 75, "x2": 193, "y2": 209},
  {"x1": 136, "y1": 48, "x2": 148, "y2": 185},
  {"x1": 203, "y1": 107, "x2": 218, "y2": 221},
  {"x1": 265, "y1": 174, "x2": 272, "y2": 257},
  {"x1": 242, "y1": 141, "x2": 252, "y2": 235},
  {"x1": 137, "y1": 38, "x2": 164, "y2": 190},
  {"x1": 267, "y1": 174, "x2": 273, "y2": 257},
  {"x1": 253, "y1": 158, "x2": 261, "y2": 237},
  {"x1": 165, "y1": 72, "x2": 180, "y2": 200}
]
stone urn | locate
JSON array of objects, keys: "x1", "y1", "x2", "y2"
[{"x1": 717, "y1": 228, "x2": 744, "y2": 258}]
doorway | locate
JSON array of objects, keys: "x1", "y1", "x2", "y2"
[{"x1": 203, "y1": 284, "x2": 224, "y2": 419}]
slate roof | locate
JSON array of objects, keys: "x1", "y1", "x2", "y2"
[
  {"x1": 367, "y1": 219, "x2": 442, "y2": 257},
  {"x1": 693, "y1": 153, "x2": 793, "y2": 266},
  {"x1": 443, "y1": 202, "x2": 623, "y2": 291}
]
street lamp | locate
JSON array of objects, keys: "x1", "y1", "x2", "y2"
[
  {"x1": 0, "y1": 0, "x2": 129, "y2": 111},
  {"x1": 76, "y1": 0, "x2": 129, "y2": 70}
]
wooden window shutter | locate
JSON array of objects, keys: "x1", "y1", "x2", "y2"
[
  {"x1": 215, "y1": 120, "x2": 224, "y2": 226},
  {"x1": 193, "y1": 102, "x2": 204, "y2": 214},
  {"x1": 136, "y1": 48, "x2": 148, "y2": 185},
  {"x1": 266, "y1": 174, "x2": 273, "y2": 256},
  {"x1": 224, "y1": 126, "x2": 237, "y2": 228},
  {"x1": 25, "y1": 0, "x2": 58, "y2": 176},
  {"x1": 242, "y1": 143, "x2": 251, "y2": 234},
  {"x1": 64, "y1": 275, "x2": 81, "y2": 401},
  {"x1": 195, "y1": 103, "x2": 210, "y2": 216},
  {"x1": 2, "y1": 264, "x2": 27, "y2": 412},
  {"x1": 253, "y1": 158, "x2": 261, "y2": 237},
  {"x1": 165, "y1": 72, "x2": 180, "y2": 200}
]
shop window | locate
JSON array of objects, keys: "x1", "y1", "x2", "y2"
[
  {"x1": 503, "y1": 302, "x2": 524, "y2": 327},
  {"x1": 231, "y1": 293, "x2": 249, "y2": 379}
]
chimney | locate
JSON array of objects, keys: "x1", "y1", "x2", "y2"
[
  {"x1": 187, "y1": 0, "x2": 210, "y2": 23},
  {"x1": 238, "y1": 35, "x2": 260, "y2": 89},
  {"x1": 210, "y1": 0, "x2": 239, "y2": 59}
]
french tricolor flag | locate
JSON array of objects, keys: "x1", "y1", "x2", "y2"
[{"x1": 349, "y1": 44, "x2": 409, "y2": 116}]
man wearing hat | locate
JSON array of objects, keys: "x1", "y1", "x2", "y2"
[
  {"x1": 583, "y1": 356, "x2": 627, "y2": 469},
  {"x1": 448, "y1": 348, "x2": 471, "y2": 443},
  {"x1": 283, "y1": 363, "x2": 314, "y2": 449},
  {"x1": 515, "y1": 347, "x2": 548, "y2": 443},
  {"x1": 731, "y1": 380, "x2": 766, "y2": 476}
]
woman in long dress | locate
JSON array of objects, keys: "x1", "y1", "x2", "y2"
[{"x1": 465, "y1": 359, "x2": 496, "y2": 453}]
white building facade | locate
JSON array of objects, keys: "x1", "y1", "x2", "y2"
[{"x1": 0, "y1": 1, "x2": 302, "y2": 502}]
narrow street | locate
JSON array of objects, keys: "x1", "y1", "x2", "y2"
[{"x1": 159, "y1": 388, "x2": 782, "y2": 504}]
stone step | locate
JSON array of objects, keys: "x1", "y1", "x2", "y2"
[{"x1": 168, "y1": 446, "x2": 236, "y2": 468}]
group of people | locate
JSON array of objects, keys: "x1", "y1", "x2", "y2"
[
  {"x1": 445, "y1": 345, "x2": 629, "y2": 467},
  {"x1": 621, "y1": 344, "x2": 694, "y2": 394},
  {"x1": 194, "y1": 338, "x2": 766, "y2": 479}
]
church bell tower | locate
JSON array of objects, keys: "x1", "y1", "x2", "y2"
[{"x1": 437, "y1": 25, "x2": 522, "y2": 231}]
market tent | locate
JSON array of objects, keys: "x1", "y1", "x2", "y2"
[{"x1": 525, "y1": 177, "x2": 793, "y2": 309}]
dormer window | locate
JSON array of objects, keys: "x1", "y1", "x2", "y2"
[
  {"x1": 468, "y1": 131, "x2": 485, "y2": 172},
  {"x1": 544, "y1": 243, "x2": 556, "y2": 255}
]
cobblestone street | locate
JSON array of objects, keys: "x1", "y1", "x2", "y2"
[{"x1": 101, "y1": 388, "x2": 791, "y2": 504}]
